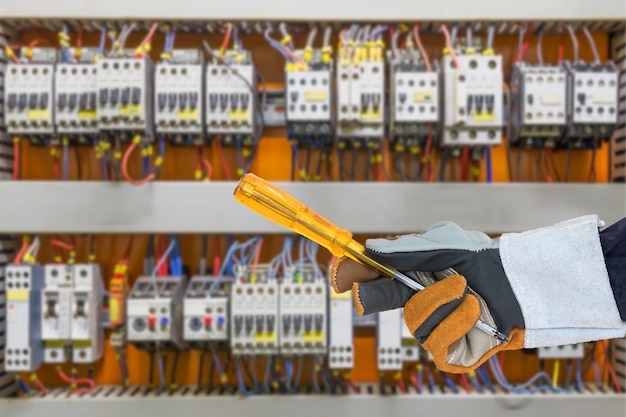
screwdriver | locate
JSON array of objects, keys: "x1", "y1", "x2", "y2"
[{"x1": 233, "y1": 173, "x2": 509, "y2": 343}]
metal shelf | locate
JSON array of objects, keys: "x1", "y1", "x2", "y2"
[
  {"x1": 0, "y1": 386, "x2": 624, "y2": 417},
  {"x1": 0, "y1": 0, "x2": 625, "y2": 22},
  {"x1": 0, "y1": 181, "x2": 623, "y2": 234}
]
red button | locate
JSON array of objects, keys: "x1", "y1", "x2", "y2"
[
  {"x1": 147, "y1": 316, "x2": 156, "y2": 326},
  {"x1": 204, "y1": 316, "x2": 212, "y2": 326}
]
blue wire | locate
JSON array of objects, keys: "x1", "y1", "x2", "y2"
[
  {"x1": 438, "y1": 371, "x2": 459, "y2": 394},
  {"x1": 485, "y1": 146, "x2": 493, "y2": 183},
  {"x1": 17, "y1": 379, "x2": 30, "y2": 394},
  {"x1": 61, "y1": 24, "x2": 70, "y2": 63},
  {"x1": 264, "y1": 28, "x2": 292, "y2": 61},
  {"x1": 151, "y1": 240, "x2": 176, "y2": 295},
  {"x1": 264, "y1": 356, "x2": 272, "y2": 392},
  {"x1": 575, "y1": 360, "x2": 583, "y2": 393},
  {"x1": 349, "y1": 25, "x2": 389, "y2": 58},
  {"x1": 469, "y1": 375, "x2": 484, "y2": 393},
  {"x1": 417, "y1": 367, "x2": 423, "y2": 394},
  {"x1": 98, "y1": 25, "x2": 107, "y2": 56},
  {"x1": 233, "y1": 27, "x2": 239, "y2": 51},
  {"x1": 312, "y1": 358, "x2": 322, "y2": 394},
  {"x1": 62, "y1": 140, "x2": 69, "y2": 180},
  {"x1": 208, "y1": 242, "x2": 240, "y2": 293},
  {"x1": 155, "y1": 342, "x2": 165, "y2": 393},
  {"x1": 235, "y1": 138, "x2": 244, "y2": 176},
  {"x1": 237, "y1": 357, "x2": 262, "y2": 397},
  {"x1": 476, "y1": 366, "x2": 496, "y2": 393},
  {"x1": 488, "y1": 356, "x2": 571, "y2": 394},
  {"x1": 592, "y1": 359, "x2": 601, "y2": 388},
  {"x1": 149, "y1": 137, "x2": 166, "y2": 176}
]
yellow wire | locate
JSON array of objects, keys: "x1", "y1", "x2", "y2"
[{"x1": 552, "y1": 359, "x2": 560, "y2": 388}]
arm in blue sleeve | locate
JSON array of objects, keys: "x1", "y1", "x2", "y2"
[{"x1": 600, "y1": 217, "x2": 626, "y2": 321}]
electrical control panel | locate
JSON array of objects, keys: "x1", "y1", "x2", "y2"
[
  {"x1": 4, "y1": 264, "x2": 44, "y2": 372},
  {"x1": 377, "y1": 309, "x2": 403, "y2": 371},
  {"x1": 126, "y1": 276, "x2": 187, "y2": 349},
  {"x1": 155, "y1": 50, "x2": 204, "y2": 141},
  {"x1": 279, "y1": 281, "x2": 327, "y2": 355},
  {"x1": 509, "y1": 64, "x2": 568, "y2": 145},
  {"x1": 538, "y1": 344, "x2": 585, "y2": 359},
  {"x1": 400, "y1": 311, "x2": 419, "y2": 363},
  {"x1": 183, "y1": 276, "x2": 231, "y2": 343},
  {"x1": 336, "y1": 61, "x2": 385, "y2": 139},
  {"x1": 328, "y1": 289, "x2": 354, "y2": 370},
  {"x1": 70, "y1": 264, "x2": 104, "y2": 363},
  {"x1": 97, "y1": 57, "x2": 154, "y2": 135},
  {"x1": 442, "y1": 54, "x2": 503, "y2": 146},
  {"x1": 206, "y1": 51, "x2": 257, "y2": 141},
  {"x1": 285, "y1": 50, "x2": 333, "y2": 137},
  {"x1": 54, "y1": 48, "x2": 99, "y2": 139},
  {"x1": 5, "y1": 49, "x2": 56, "y2": 141},
  {"x1": 230, "y1": 281, "x2": 279, "y2": 355},
  {"x1": 42, "y1": 264, "x2": 73, "y2": 363}
]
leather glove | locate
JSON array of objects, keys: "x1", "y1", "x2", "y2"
[{"x1": 331, "y1": 215, "x2": 625, "y2": 373}]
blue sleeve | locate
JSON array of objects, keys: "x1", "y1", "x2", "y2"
[{"x1": 599, "y1": 217, "x2": 626, "y2": 321}]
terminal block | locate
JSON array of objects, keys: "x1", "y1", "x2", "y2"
[
  {"x1": 155, "y1": 50, "x2": 204, "y2": 142},
  {"x1": 55, "y1": 48, "x2": 99, "y2": 140},
  {"x1": 230, "y1": 281, "x2": 279, "y2": 355},
  {"x1": 4, "y1": 264, "x2": 44, "y2": 372},
  {"x1": 5, "y1": 48, "x2": 56, "y2": 142},
  {"x1": 279, "y1": 280, "x2": 327, "y2": 355},
  {"x1": 97, "y1": 57, "x2": 154, "y2": 136},
  {"x1": 285, "y1": 50, "x2": 334, "y2": 140},
  {"x1": 442, "y1": 54, "x2": 503, "y2": 146},
  {"x1": 41, "y1": 264, "x2": 74, "y2": 363},
  {"x1": 126, "y1": 276, "x2": 187, "y2": 350},
  {"x1": 509, "y1": 63, "x2": 568, "y2": 146},
  {"x1": 565, "y1": 62, "x2": 619, "y2": 142},
  {"x1": 336, "y1": 61, "x2": 385, "y2": 140},
  {"x1": 328, "y1": 289, "x2": 354, "y2": 369},
  {"x1": 71, "y1": 264, "x2": 104, "y2": 363},
  {"x1": 183, "y1": 276, "x2": 233, "y2": 344},
  {"x1": 206, "y1": 50, "x2": 257, "y2": 143},
  {"x1": 400, "y1": 311, "x2": 419, "y2": 363},
  {"x1": 377, "y1": 309, "x2": 403, "y2": 371},
  {"x1": 538, "y1": 344, "x2": 585, "y2": 359},
  {"x1": 388, "y1": 53, "x2": 440, "y2": 147}
]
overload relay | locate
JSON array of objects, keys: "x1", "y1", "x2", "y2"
[
  {"x1": 442, "y1": 54, "x2": 503, "y2": 146},
  {"x1": 97, "y1": 56, "x2": 154, "y2": 136},
  {"x1": 5, "y1": 48, "x2": 56, "y2": 142},
  {"x1": 183, "y1": 276, "x2": 232, "y2": 344},
  {"x1": 154, "y1": 49, "x2": 204, "y2": 142}
]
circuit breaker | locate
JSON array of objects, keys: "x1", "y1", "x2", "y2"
[
  {"x1": 4, "y1": 264, "x2": 44, "y2": 372},
  {"x1": 71, "y1": 264, "x2": 104, "y2": 363},
  {"x1": 42, "y1": 264, "x2": 73, "y2": 363},
  {"x1": 285, "y1": 50, "x2": 333, "y2": 139},
  {"x1": 230, "y1": 281, "x2": 279, "y2": 355},
  {"x1": 328, "y1": 289, "x2": 353, "y2": 369},
  {"x1": 442, "y1": 54, "x2": 503, "y2": 146},
  {"x1": 377, "y1": 309, "x2": 403, "y2": 371},
  {"x1": 388, "y1": 56, "x2": 440, "y2": 145},
  {"x1": 538, "y1": 344, "x2": 585, "y2": 359},
  {"x1": 336, "y1": 61, "x2": 385, "y2": 139},
  {"x1": 565, "y1": 62, "x2": 619, "y2": 140},
  {"x1": 5, "y1": 48, "x2": 56, "y2": 142},
  {"x1": 279, "y1": 281, "x2": 327, "y2": 355},
  {"x1": 183, "y1": 276, "x2": 232, "y2": 343},
  {"x1": 206, "y1": 50, "x2": 257, "y2": 142},
  {"x1": 509, "y1": 64, "x2": 568, "y2": 145},
  {"x1": 126, "y1": 276, "x2": 187, "y2": 349},
  {"x1": 97, "y1": 56, "x2": 154, "y2": 135},
  {"x1": 55, "y1": 48, "x2": 99, "y2": 140},
  {"x1": 400, "y1": 311, "x2": 419, "y2": 363},
  {"x1": 155, "y1": 50, "x2": 204, "y2": 142}
]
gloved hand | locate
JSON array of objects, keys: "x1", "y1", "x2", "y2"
[{"x1": 331, "y1": 215, "x2": 625, "y2": 373}]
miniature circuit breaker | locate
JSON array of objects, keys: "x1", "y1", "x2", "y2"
[
  {"x1": 155, "y1": 50, "x2": 205, "y2": 143},
  {"x1": 5, "y1": 48, "x2": 56, "y2": 143},
  {"x1": 328, "y1": 289, "x2": 354, "y2": 369},
  {"x1": 565, "y1": 62, "x2": 619, "y2": 141},
  {"x1": 126, "y1": 276, "x2": 187, "y2": 350},
  {"x1": 41, "y1": 264, "x2": 74, "y2": 363},
  {"x1": 285, "y1": 50, "x2": 334, "y2": 140},
  {"x1": 388, "y1": 51, "x2": 440, "y2": 147},
  {"x1": 55, "y1": 48, "x2": 99, "y2": 141},
  {"x1": 71, "y1": 264, "x2": 105, "y2": 363},
  {"x1": 230, "y1": 281, "x2": 279, "y2": 355},
  {"x1": 442, "y1": 54, "x2": 503, "y2": 146},
  {"x1": 183, "y1": 276, "x2": 233, "y2": 344},
  {"x1": 4, "y1": 264, "x2": 45, "y2": 372},
  {"x1": 279, "y1": 280, "x2": 327, "y2": 355},
  {"x1": 336, "y1": 60, "x2": 385, "y2": 140},
  {"x1": 96, "y1": 56, "x2": 154, "y2": 136},
  {"x1": 538, "y1": 344, "x2": 585, "y2": 359},
  {"x1": 206, "y1": 50, "x2": 257, "y2": 144},
  {"x1": 400, "y1": 311, "x2": 419, "y2": 363},
  {"x1": 377, "y1": 309, "x2": 403, "y2": 371},
  {"x1": 509, "y1": 64, "x2": 568, "y2": 146}
]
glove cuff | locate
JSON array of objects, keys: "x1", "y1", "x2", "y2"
[{"x1": 500, "y1": 215, "x2": 625, "y2": 348}]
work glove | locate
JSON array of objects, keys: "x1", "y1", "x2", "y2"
[{"x1": 331, "y1": 215, "x2": 625, "y2": 373}]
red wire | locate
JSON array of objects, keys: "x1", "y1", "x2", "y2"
[
  {"x1": 413, "y1": 24, "x2": 431, "y2": 73},
  {"x1": 558, "y1": 30, "x2": 565, "y2": 62},
  {"x1": 7, "y1": 45, "x2": 20, "y2": 64},
  {"x1": 213, "y1": 236, "x2": 221, "y2": 276},
  {"x1": 546, "y1": 148, "x2": 561, "y2": 182},
  {"x1": 251, "y1": 238, "x2": 264, "y2": 278},
  {"x1": 460, "y1": 147, "x2": 470, "y2": 182},
  {"x1": 197, "y1": 146, "x2": 213, "y2": 180},
  {"x1": 396, "y1": 378, "x2": 408, "y2": 394},
  {"x1": 51, "y1": 239, "x2": 74, "y2": 251},
  {"x1": 441, "y1": 24, "x2": 460, "y2": 69},
  {"x1": 409, "y1": 370, "x2": 420, "y2": 393},
  {"x1": 57, "y1": 369, "x2": 95, "y2": 393},
  {"x1": 499, "y1": 352, "x2": 506, "y2": 370},
  {"x1": 347, "y1": 380, "x2": 359, "y2": 394},
  {"x1": 76, "y1": 25, "x2": 84, "y2": 60},
  {"x1": 221, "y1": 23, "x2": 233, "y2": 52},
  {"x1": 459, "y1": 374, "x2": 472, "y2": 394},
  {"x1": 137, "y1": 22, "x2": 159, "y2": 58},
  {"x1": 121, "y1": 141, "x2": 155, "y2": 186},
  {"x1": 13, "y1": 240, "x2": 29, "y2": 264},
  {"x1": 215, "y1": 135, "x2": 233, "y2": 180},
  {"x1": 516, "y1": 23, "x2": 533, "y2": 63},
  {"x1": 12, "y1": 138, "x2": 19, "y2": 180},
  {"x1": 32, "y1": 378, "x2": 48, "y2": 395}
]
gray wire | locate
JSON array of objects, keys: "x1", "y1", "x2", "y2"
[
  {"x1": 279, "y1": 23, "x2": 294, "y2": 49},
  {"x1": 537, "y1": 28, "x2": 544, "y2": 65},
  {"x1": 486, "y1": 24, "x2": 495, "y2": 50},
  {"x1": 306, "y1": 27, "x2": 318, "y2": 49},
  {"x1": 582, "y1": 27, "x2": 600, "y2": 64},
  {"x1": 450, "y1": 25, "x2": 458, "y2": 48},
  {"x1": 517, "y1": 24, "x2": 526, "y2": 63},
  {"x1": 566, "y1": 25, "x2": 579, "y2": 65},
  {"x1": 155, "y1": 343, "x2": 165, "y2": 394},
  {"x1": 322, "y1": 26, "x2": 332, "y2": 48},
  {"x1": 466, "y1": 26, "x2": 472, "y2": 48},
  {"x1": 391, "y1": 29, "x2": 402, "y2": 60},
  {"x1": 406, "y1": 31, "x2": 419, "y2": 61}
]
